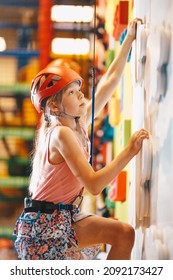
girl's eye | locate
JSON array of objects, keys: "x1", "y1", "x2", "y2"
[{"x1": 69, "y1": 91, "x2": 74, "y2": 95}]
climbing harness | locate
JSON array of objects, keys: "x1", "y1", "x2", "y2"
[
  {"x1": 20, "y1": 188, "x2": 84, "y2": 222},
  {"x1": 20, "y1": 197, "x2": 80, "y2": 222}
]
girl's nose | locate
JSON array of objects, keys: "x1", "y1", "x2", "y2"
[{"x1": 78, "y1": 91, "x2": 84, "y2": 99}]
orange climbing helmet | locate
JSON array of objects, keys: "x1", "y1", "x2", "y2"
[
  {"x1": 31, "y1": 65, "x2": 84, "y2": 113},
  {"x1": 47, "y1": 58, "x2": 81, "y2": 74}
]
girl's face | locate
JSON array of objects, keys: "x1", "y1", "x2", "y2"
[{"x1": 61, "y1": 81, "x2": 87, "y2": 117}]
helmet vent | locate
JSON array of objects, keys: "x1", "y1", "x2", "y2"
[
  {"x1": 52, "y1": 75, "x2": 61, "y2": 82},
  {"x1": 47, "y1": 75, "x2": 61, "y2": 88}
]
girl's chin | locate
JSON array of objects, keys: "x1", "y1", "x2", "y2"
[
  {"x1": 79, "y1": 111, "x2": 87, "y2": 118},
  {"x1": 79, "y1": 106, "x2": 87, "y2": 113}
]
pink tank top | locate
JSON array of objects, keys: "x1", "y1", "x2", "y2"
[{"x1": 32, "y1": 125, "x2": 90, "y2": 204}]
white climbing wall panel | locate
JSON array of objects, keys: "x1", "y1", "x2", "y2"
[{"x1": 129, "y1": 0, "x2": 173, "y2": 259}]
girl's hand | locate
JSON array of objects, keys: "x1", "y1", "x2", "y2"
[
  {"x1": 128, "y1": 129, "x2": 150, "y2": 156},
  {"x1": 126, "y1": 18, "x2": 143, "y2": 41}
]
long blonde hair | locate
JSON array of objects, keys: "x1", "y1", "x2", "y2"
[{"x1": 29, "y1": 93, "x2": 62, "y2": 194}]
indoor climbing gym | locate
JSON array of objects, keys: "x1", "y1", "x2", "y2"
[{"x1": 0, "y1": 0, "x2": 173, "y2": 267}]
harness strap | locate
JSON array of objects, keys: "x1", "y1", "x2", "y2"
[{"x1": 24, "y1": 199, "x2": 76, "y2": 214}]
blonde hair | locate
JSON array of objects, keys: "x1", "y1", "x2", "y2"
[{"x1": 29, "y1": 92, "x2": 62, "y2": 194}]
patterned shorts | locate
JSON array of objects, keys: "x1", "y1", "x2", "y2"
[{"x1": 13, "y1": 207, "x2": 101, "y2": 260}]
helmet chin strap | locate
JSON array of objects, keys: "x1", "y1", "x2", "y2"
[
  {"x1": 57, "y1": 102, "x2": 80, "y2": 120},
  {"x1": 58, "y1": 111, "x2": 80, "y2": 120},
  {"x1": 55, "y1": 111, "x2": 87, "y2": 147},
  {"x1": 47, "y1": 95, "x2": 87, "y2": 147}
]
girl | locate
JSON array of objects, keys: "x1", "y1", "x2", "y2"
[{"x1": 14, "y1": 19, "x2": 149, "y2": 260}]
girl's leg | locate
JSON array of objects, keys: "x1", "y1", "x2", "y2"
[{"x1": 72, "y1": 215, "x2": 135, "y2": 260}]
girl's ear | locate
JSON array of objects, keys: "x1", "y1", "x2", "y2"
[{"x1": 49, "y1": 101, "x2": 60, "y2": 115}]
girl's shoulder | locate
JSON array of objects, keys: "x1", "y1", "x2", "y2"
[
  {"x1": 49, "y1": 126, "x2": 77, "y2": 159},
  {"x1": 51, "y1": 124, "x2": 70, "y2": 134},
  {"x1": 51, "y1": 125, "x2": 76, "y2": 143}
]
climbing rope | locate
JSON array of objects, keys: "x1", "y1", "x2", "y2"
[{"x1": 89, "y1": 0, "x2": 97, "y2": 166}]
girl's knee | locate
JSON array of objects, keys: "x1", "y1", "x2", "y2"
[
  {"x1": 126, "y1": 224, "x2": 135, "y2": 239},
  {"x1": 120, "y1": 223, "x2": 135, "y2": 248},
  {"x1": 110, "y1": 222, "x2": 135, "y2": 248}
]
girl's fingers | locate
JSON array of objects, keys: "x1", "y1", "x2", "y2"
[
  {"x1": 139, "y1": 133, "x2": 149, "y2": 139},
  {"x1": 136, "y1": 132, "x2": 150, "y2": 143},
  {"x1": 138, "y1": 129, "x2": 150, "y2": 136}
]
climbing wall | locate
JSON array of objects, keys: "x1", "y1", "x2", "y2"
[{"x1": 129, "y1": 0, "x2": 173, "y2": 259}]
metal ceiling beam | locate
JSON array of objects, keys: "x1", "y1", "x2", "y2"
[
  {"x1": 53, "y1": 0, "x2": 95, "y2": 6},
  {"x1": 0, "y1": 0, "x2": 95, "y2": 7},
  {"x1": 0, "y1": 0, "x2": 38, "y2": 7}
]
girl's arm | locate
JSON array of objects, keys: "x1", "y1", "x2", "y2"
[
  {"x1": 53, "y1": 126, "x2": 149, "y2": 195},
  {"x1": 86, "y1": 19, "x2": 139, "y2": 126}
]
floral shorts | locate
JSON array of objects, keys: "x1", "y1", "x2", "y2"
[{"x1": 13, "y1": 207, "x2": 101, "y2": 260}]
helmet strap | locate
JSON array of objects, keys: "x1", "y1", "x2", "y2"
[
  {"x1": 75, "y1": 117, "x2": 87, "y2": 147},
  {"x1": 58, "y1": 111, "x2": 79, "y2": 120},
  {"x1": 45, "y1": 99, "x2": 87, "y2": 147},
  {"x1": 57, "y1": 112, "x2": 87, "y2": 147}
]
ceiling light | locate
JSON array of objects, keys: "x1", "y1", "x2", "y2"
[
  {"x1": 52, "y1": 38, "x2": 90, "y2": 55},
  {"x1": 0, "y1": 37, "x2": 6, "y2": 52},
  {"x1": 51, "y1": 5, "x2": 94, "y2": 23}
]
